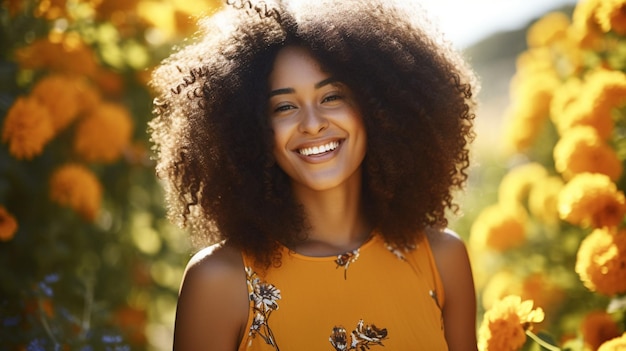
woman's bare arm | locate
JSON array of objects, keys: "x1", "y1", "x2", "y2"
[
  {"x1": 428, "y1": 228, "x2": 478, "y2": 351},
  {"x1": 173, "y1": 243, "x2": 249, "y2": 351}
]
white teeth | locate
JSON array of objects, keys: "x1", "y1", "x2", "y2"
[{"x1": 298, "y1": 141, "x2": 340, "y2": 156}]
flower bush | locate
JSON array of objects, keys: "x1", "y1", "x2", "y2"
[
  {"x1": 468, "y1": 0, "x2": 626, "y2": 350},
  {"x1": 0, "y1": 0, "x2": 220, "y2": 349}
]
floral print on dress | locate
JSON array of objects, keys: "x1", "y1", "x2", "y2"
[
  {"x1": 246, "y1": 266, "x2": 281, "y2": 350},
  {"x1": 335, "y1": 249, "x2": 360, "y2": 279},
  {"x1": 329, "y1": 319, "x2": 388, "y2": 351}
]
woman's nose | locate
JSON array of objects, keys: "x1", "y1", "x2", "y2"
[{"x1": 298, "y1": 107, "x2": 329, "y2": 134}]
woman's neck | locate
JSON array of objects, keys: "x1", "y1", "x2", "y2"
[{"x1": 291, "y1": 173, "x2": 371, "y2": 256}]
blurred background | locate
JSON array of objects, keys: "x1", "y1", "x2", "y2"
[{"x1": 1, "y1": 0, "x2": 625, "y2": 350}]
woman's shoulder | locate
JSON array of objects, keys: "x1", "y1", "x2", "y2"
[
  {"x1": 174, "y1": 241, "x2": 249, "y2": 350},
  {"x1": 424, "y1": 227, "x2": 467, "y2": 255},
  {"x1": 183, "y1": 241, "x2": 245, "y2": 284}
]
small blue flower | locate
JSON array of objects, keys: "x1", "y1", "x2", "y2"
[
  {"x1": 102, "y1": 334, "x2": 123, "y2": 343},
  {"x1": 38, "y1": 282, "x2": 53, "y2": 297},
  {"x1": 26, "y1": 338, "x2": 46, "y2": 351},
  {"x1": 3, "y1": 315, "x2": 21, "y2": 327},
  {"x1": 44, "y1": 273, "x2": 60, "y2": 283}
]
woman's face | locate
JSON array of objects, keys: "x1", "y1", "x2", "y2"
[{"x1": 268, "y1": 46, "x2": 367, "y2": 192}]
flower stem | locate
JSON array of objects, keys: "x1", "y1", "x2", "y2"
[{"x1": 526, "y1": 330, "x2": 561, "y2": 351}]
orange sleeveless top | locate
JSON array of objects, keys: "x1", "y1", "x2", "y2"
[{"x1": 238, "y1": 233, "x2": 448, "y2": 351}]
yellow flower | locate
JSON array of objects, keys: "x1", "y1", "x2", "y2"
[
  {"x1": 481, "y1": 271, "x2": 520, "y2": 310},
  {"x1": 553, "y1": 69, "x2": 626, "y2": 140},
  {"x1": 558, "y1": 173, "x2": 626, "y2": 228},
  {"x1": 504, "y1": 70, "x2": 560, "y2": 152},
  {"x1": 596, "y1": 0, "x2": 626, "y2": 35},
  {"x1": 528, "y1": 176, "x2": 565, "y2": 224},
  {"x1": 73, "y1": 102, "x2": 134, "y2": 163},
  {"x1": 1, "y1": 96, "x2": 55, "y2": 160},
  {"x1": 553, "y1": 126, "x2": 622, "y2": 181},
  {"x1": 498, "y1": 162, "x2": 548, "y2": 207},
  {"x1": 478, "y1": 295, "x2": 545, "y2": 351},
  {"x1": 550, "y1": 78, "x2": 583, "y2": 123},
  {"x1": 527, "y1": 12, "x2": 570, "y2": 48},
  {"x1": 30, "y1": 75, "x2": 83, "y2": 132},
  {"x1": 0, "y1": 206, "x2": 18, "y2": 242},
  {"x1": 581, "y1": 310, "x2": 621, "y2": 350},
  {"x1": 49, "y1": 164, "x2": 102, "y2": 221},
  {"x1": 576, "y1": 228, "x2": 626, "y2": 296},
  {"x1": 572, "y1": 0, "x2": 605, "y2": 49},
  {"x1": 470, "y1": 204, "x2": 527, "y2": 252},
  {"x1": 598, "y1": 333, "x2": 626, "y2": 351}
]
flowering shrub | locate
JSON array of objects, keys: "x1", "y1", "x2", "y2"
[
  {"x1": 0, "y1": 0, "x2": 220, "y2": 349},
  {"x1": 468, "y1": 0, "x2": 626, "y2": 350}
]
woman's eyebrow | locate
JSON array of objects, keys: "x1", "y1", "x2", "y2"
[
  {"x1": 315, "y1": 77, "x2": 338, "y2": 89},
  {"x1": 268, "y1": 87, "x2": 294, "y2": 98},
  {"x1": 268, "y1": 77, "x2": 339, "y2": 98}
]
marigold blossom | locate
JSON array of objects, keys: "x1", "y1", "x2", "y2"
[
  {"x1": 558, "y1": 173, "x2": 626, "y2": 228},
  {"x1": 528, "y1": 176, "x2": 564, "y2": 224},
  {"x1": 481, "y1": 271, "x2": 520, "y2": 310},
  {"x1": 1, "y1": 96, "x2": 55, "y2": 160},
  {"x1": 73, "y1": 102, "x2": 134, "y2": 163},
  {"x1": 0, "y1": 206, "x2": 18, "y2": 242},
  {"x1": 498, "y1": 162, "x2": 548, "y2": 207},
  {"x1": 553, "y1": 126, "x2": 622, "y2": 181},
  {"x1": 581, "y1": 310, "x2": 621, "y2": 350},
  {"x1": 596, "y1": 0, "x2": 626, "y2": 35},
  {"x1": 572, "y1": 0, "x2": 605, "y2": 49},
  {"x1": 30, "y1": 75, "x2": 83, "y2": 132},
  {"x1": 470, "y1": 204, "x2": 527, "y2": 252},
  {"x1": 49, "y1": 164, "x2": 102, "y2": 221},
  {"x1": 15, "y1": 34, "x2": 99, "y2": 76},
  {"x1": 527, "y1": 12, "x2": 570, "y2": 48},
  {"x1": 478, "y1": 295, "x2": 545, "y2": 351},
  {"x1": 576, "y1": 228, "x2": 626, "y2": 296},
  {"x1": 598, "y1": 332, "x2": 626, "y2": 350},
  {"x1": 550, "y1": 78, "x2": 583, "y2": 126},
  {"x1": 504, "y1": 70, "x2": 560, "y2": 151}
]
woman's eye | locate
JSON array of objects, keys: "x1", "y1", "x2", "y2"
[
  {"x1": 322, "y1": 94, "x2": 343, "y2": 103},
  {"x1": 274, "y1": 104, "x2": 296, "y2": 113}
]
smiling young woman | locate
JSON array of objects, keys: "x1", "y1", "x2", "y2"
[{"x1": 149, "y1": 0, "x2": 479, "y2": 350}]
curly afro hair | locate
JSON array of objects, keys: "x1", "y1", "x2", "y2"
[{"x1": 149, "y1": 0, "x2": 478, "y2": 267}]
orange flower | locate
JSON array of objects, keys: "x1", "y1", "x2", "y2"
[
  {"x1": 596, "y1": 0, "x2": 626, "y2": 35},
  {"x1": 558, "y1": 173, "x2": 626, "y2": 228},
  {"x1": 553, "y1": 126, "x2": 622, "y2": 181},
  {"x1": 581, "y1": 310, "x2": 621, "y2": 350},
  {"x1": 520, "y1": 273, "x2": 564, "y2": 317},
  {"x1": 478, "y1": 295, "x2": 545, "y2": 351},
  {"x1": 470, "y1": 204, "x2": 527, "y2": 252},
  {"x1": 598, "y1": 333, "x2": 626, "y2": 350},
  {"x1": 527, "y1": 12, "x2": 570, "y2": 48},
  {"x1": 34, "y1": 0, "x2": 68, "y2": 20},
  {"x1": 4, "y1": 0, "x2": 26, "y2": 16},
  {"x1": 1, "y1": 96, "x2": 55, "y2": 160},
  {"x1": 0, "y1": 206, "x2": 18, "y2": 242},
  {"x1": 14, "y1": 35, "x2": 99, "y2": 77},
  {"x1": 49, "y1": 164, "x2": 102, "y2": 221},
  {"x1": 576, "y1": 228, "x2": 626, "y2": 296},
  {"x1": 73, "y1": 102, "x2": 134, "y2": 163},
  {"x1": 113, "y1": 306, "x2": 147, "y2": 345},
  {"x1": 30, "y1": 75, "x2": 83, "y2": 132}
]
